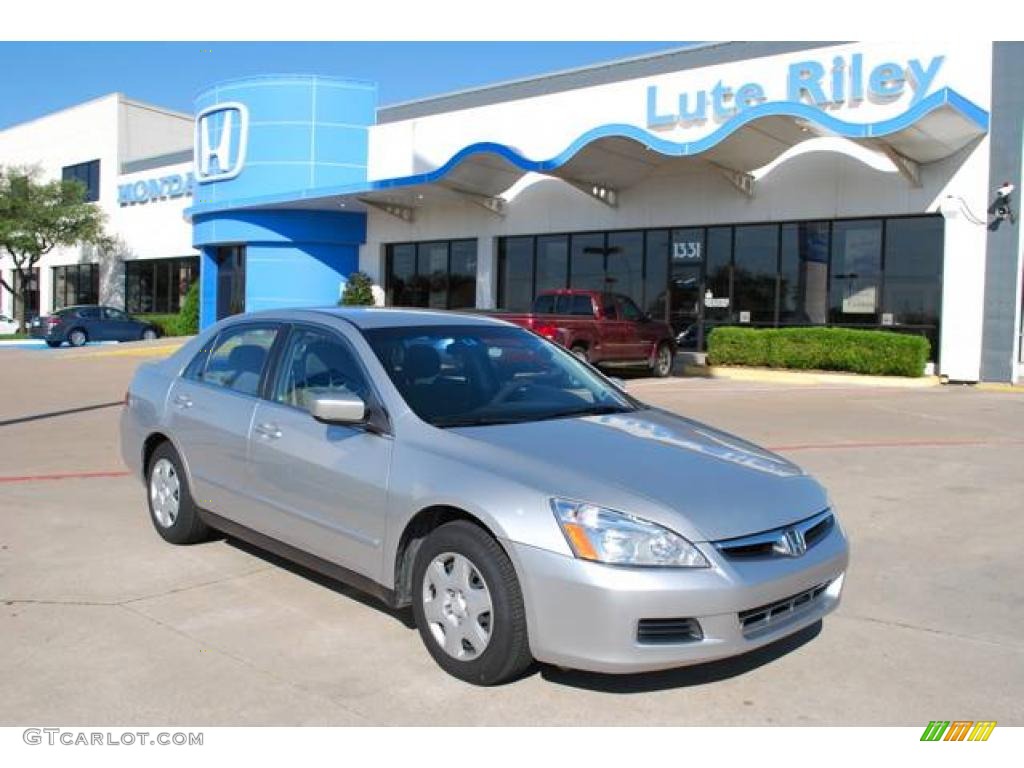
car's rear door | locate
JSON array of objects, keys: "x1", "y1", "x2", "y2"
[
  {"x1": 165, "y1": 322, "x2": 282, "y2": 522},
  {"x1": 246, "y1": 323, "x2": 392, "y2": 578}
]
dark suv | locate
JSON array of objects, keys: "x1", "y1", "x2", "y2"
[{"x1": 30, "y1": 305, "x2": 160, "y2": 348}]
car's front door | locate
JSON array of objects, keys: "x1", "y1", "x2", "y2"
[
  {"x1": 616, "y1": 295, "x2": 656, "y2": 359},
  {"x1": 166, "y1": 323, "x2": 282, "y2": 522},
  {"x1": 247, "y1": 324, "x2": 392, "y2": 579},
  {"x1": 101, "y1": 306, "x2": 137, "y2": 341}
]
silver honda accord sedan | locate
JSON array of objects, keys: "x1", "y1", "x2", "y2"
[{"x1": 121, "y1": 307, "x2": 849, "y2": 685}]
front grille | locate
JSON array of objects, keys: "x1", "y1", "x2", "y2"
[
  {"x1": 738, "y1": 581, "x2": 831, "y2": 636},
  {"x1": 637, "y1": 617, "x2": 703, "y2": 645},
  {"x1": 714, "y1": 509, "x2": 834, "y2": 560}
]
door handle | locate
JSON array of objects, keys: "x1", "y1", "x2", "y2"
[
  {"x1": 173, "y1": 394, "x2": 193, "y2": 409},
  {"x1": 254, "y1": 421, "x2": 282, "y2": 439}
]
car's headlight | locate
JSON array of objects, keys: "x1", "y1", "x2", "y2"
[{"x1": 550, "y1": 498, "x2": 709, "y2": 568}]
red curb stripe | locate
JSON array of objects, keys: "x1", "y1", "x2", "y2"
[
  {"x1": 768, "y1": 438, "x2": 1011, "y2": 452},
  {"x1": 0, "y1": 470, "x2": 131, "y2": 484}
]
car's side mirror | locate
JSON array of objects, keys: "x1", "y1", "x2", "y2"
[{"x1": 308, "y1": 393, "x2": 366, "y2": 425}]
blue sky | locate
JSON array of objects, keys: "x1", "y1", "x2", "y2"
[{"x1": 0, "y1": 42, "x2": 686, "y2": 128}]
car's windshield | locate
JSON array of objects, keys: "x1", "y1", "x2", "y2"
[{"x1": 363, "y1": 324, "x2": 641, "y2": 427}]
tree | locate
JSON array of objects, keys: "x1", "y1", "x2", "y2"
[
  {"x1": 339, "y1": 271, "x2": 376, "y2": 306},
  {"x1": 0, "y1": 166, "x2": 111, "y2": 331}
]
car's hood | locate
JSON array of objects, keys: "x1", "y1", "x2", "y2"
[{"x1": 449, "y1": 408, "x2": 827, "y2": 542}]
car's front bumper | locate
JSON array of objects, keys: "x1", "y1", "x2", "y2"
[{"x1": 505, "y1": 522, "x2": 848, "y2": 674}]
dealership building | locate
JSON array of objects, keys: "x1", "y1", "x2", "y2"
[{"x1": 2, "y1": 41, "x2": 1022, "y2": 382}]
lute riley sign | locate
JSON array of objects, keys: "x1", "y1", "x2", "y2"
[
  {"x1": 118, "y1": 172, "x2": 196, "y2": 206},
  {"x1": 645, "y1": 53, "x2": 945, "y2": 128}
]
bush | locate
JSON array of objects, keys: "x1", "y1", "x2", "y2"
[
  {"x1": 177, "y1": 282, "x2": 199, "y2": 336},
  {"x1": 135, "y1": 313, "x2": 179, "y2": 337},
  {"x1": 707, "y1": 326, "x2": 930, "y2": 377},
  {"x1": 339, "y1": 271, "x2": 375, "y2": 306}
]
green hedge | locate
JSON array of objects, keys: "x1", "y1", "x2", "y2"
[
  {"x1": 707, "y1": 326, "x2": 930, "y2": 377},
  {"x1": 135, "y1": 313, "x2": 180, "y2": 337}
]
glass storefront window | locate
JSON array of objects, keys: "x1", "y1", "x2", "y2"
[
  {"x1": 644, "y1": 230, "x2": 670, "y2": 321},
  {"x1": 12, "y1": 268, "x2": 40, "y2": 320},
  {"x1": 495, "y1": 214, "x2": 944, "y2": 362},
  {"x1": 384, "y1": 239, "x2": 477, "y2": 309},
  {"x1": 419, "y1": 242, "x2": 449, "y2": 309},
  {"x1": 780, "y1": 221, "x2": 830, "y2": 324},
  {"x1": 733, "y1": 224, "x2": 779, "y2": 324},
  {"x1": 830, "y1": 219, "x2": 882, "y2": 324},
  {"x1": 497, "y1": 237, "x2": 534, "y2": 312},
  {"x1": 449, "y1": 240, "x2": 477, "y2": 309},
  {"x1": 124, "y1": 257, "x2": 199, "y2": 314},
  {"x1": 704, "y1": 227, "x2": 732, "y2": 326},
  {"x1": 535, "y1": 235, "x2": 568, "y2": 294},
  {"x1": 606, "y1": 231, "x2": 644, "y2": 309},
  {"x1": 52, "y1": 263, "x2": 100, "y2": 310},
  {"x1": 386, "y1": 244, "x2": 417, "y2": 307},
  {"x1": 569, "y1": 233, "x2": 605, "y2": 292},
  {"x1": 669, "y1": 228, "x2": 704, "y2": 344}
]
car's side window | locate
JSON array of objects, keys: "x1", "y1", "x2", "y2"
[
  {"x1": 78, "y1": 307, "x2": 100, "y2": 319},
  {"x1": 103, "y1": 307, "x2": 128, "y2": 321},
  {"x1": 618, "y1": 296, "x2": 642, "y2": 322},
  {"x1": 199, "y1": 325, "x2": 279, "y2": 397},
  {"x1": 274, "y1": 328, "x2": 370, "y2": 411}
]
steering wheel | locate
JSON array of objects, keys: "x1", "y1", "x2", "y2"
[{"x1": 489, "y1": 379, "x2": 532, "y2": 406}]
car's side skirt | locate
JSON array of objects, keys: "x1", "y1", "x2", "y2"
[{"x1": 198, "y1": 509, "x2": 399, "y2": 609}]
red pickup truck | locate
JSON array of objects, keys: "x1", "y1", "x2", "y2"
[{"x1": 495, "y1": 289, "x2": 676, "y2": 377}]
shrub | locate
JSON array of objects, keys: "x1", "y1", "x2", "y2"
[
  {"x1": 707, "y1": 326, "x2": 930, "y2": 377},
  {"x1": 339, "y1": 271, "x2": 375, "y2": 306},
  {"x1": 177, "y1": 282, "x2": 199, "y2": 336},
  {"x1": 135, "y1": 313, "x2": 180, "y2": 337}
]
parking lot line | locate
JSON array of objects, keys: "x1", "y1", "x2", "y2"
[{"x1": 0, "y1": 469, "x2": 131, "y2": 484}]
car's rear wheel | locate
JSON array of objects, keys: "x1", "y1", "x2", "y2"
[
  {"x1": 141, "y1": 328, "x2": 158, "y2": 341},
  {"x1": 146, "y1": 442, "x2": 210, "y2": 545},
  {"x1": 68, "y1": 328, "x2": 87, "y2": 347},
  {"x1": 45, "y1": 340, "x2": 61, "y2": 348},
  {"x1": 412, "y1": 520, "x2": 533, "y2": 685},
  {"x1": 650, "y1": 343, "x2": 674, "y2": 378}
]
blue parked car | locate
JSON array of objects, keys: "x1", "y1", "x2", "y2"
[{"x1": 30, "y1": 305, "x2": 160, "y2": 348}]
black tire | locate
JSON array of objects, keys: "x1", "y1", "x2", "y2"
[
  {"x1": 411, "y1": 520, "x2": 533, "y2": 685},
  {"x1": 650, "y1": 342, "x2": 674, "y2": 378},
  {"x1": 146, "y1": 441, "x2": 210, "y2": 545},
  {"x1": 45, "y1": 340, "x2": 62, "y2": 348},
  {"x1": 141, "y1": 327, "x2": 158, "y2": 341},
  {"x1": 570, "y1": 344, "x2": 589, "y2": 364},
  {"x1": 67, "y1": 328, "x2": 88, "y2": 347}
]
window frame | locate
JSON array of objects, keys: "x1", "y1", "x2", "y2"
[
  {"x1": 267, "y1": 322, "x2": 379, "y2": 415},
  {"x1": 183, "y1": 322, "x2": 285, "y2": 401}
]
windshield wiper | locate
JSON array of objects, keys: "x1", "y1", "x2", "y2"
[
  {"x1": 433, "y1": 415, "x2": 535, "y2": 428},
  {"x1": 533, "y1": 404, "x2": 636, "y2": 421}
]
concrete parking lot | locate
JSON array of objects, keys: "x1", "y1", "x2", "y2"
[{"x1": 1, "y1": 342, "x2": 1022, "y2": 725}]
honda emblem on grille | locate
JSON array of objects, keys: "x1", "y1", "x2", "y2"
[{"x1": 772, "y1": 527, "x2": 807, "y2": 557}]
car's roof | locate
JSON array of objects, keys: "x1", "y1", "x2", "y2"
[{"x1": 233, "y1": 306, "x2": 514, "y2": 331}]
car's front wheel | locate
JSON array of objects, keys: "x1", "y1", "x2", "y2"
[
  {"x1": 146, "y1": 442, "x2": 210, "y2": 545},
  {"x1": 412, "y1": 520, "x2": 533, "y2": 685},
  {"x1": 141, "y1": 328, "x2": 158, "y2": 341},
  {"x1": 650, "y1": 342, "x2": 674, "y2": 378}
]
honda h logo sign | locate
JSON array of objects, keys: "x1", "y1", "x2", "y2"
[{"x1": 194, "y1": 102, "x2": 249, "y2": 182}]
